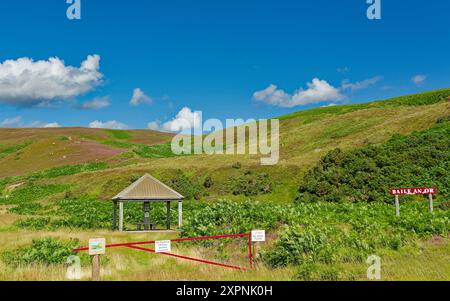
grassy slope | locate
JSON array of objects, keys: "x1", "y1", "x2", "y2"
[
  {"x1": 0, "y1": 88, "x2": 449, "y2": 281},
  {"x1": 38, "y1": 89, "x2": 450, "y2": 203},
  {"x1": 0, "y1": 127, "x2": 174, "y2": 177}
]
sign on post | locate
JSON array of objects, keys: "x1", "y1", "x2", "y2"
[
  {"x1": 89, "y1": 238, "x2": 106, "y2": 255},
  {"x1": 251, "y1": 230, "x2": 266, "y2": 242},
  {"x1": 389, "y1": 187, "x2": 437, "y2": 196},
  {"x1": 155, "y1": 240, "x2": 171, "y2": 253},
  {"x1": 89, "y1": 238, "x2": 105, "y2": 281},
  {"x1": 389, "y1": 187, "x2": 437, "y2": 217}
]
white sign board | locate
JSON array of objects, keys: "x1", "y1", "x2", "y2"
[
  {"x1": 251, "y1": 230, "x2": 266, "y2": 242},
  {"x1": 89, "y1": 238, "x2": 106, "y2": 255},
  {"x1": 155, "y1": 240, "x2": 171, "y2": 253}
]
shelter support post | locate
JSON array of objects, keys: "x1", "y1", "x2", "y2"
[
  {"x1": 143, "y1": 202, "x2": 150, "y2": 230},
  {"x1": 178, "y1": 201, "x2": 182, "y2": 228},
  {"x1": 119, "y1": 201, "x2": 124, "y2": 232},
  {"x1": 166, "y1": 201, "x2": 171, "y2": 230},
  {"x1": 112, "y1": 201, "x2": 118, "y2": 230}
]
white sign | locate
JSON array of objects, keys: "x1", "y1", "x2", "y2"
[
  {"x1": 88, "y1": 238, "x2": 106, "y2": 255},
  {"x1": 251, "y1": 230, "x2": 266, "y2": 242},
  {"x1": 155, "y1": 240, "x2": 171, "y2": 253}
]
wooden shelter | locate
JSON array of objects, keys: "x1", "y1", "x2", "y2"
[{"x1": 112, "y1": 174, "x2": 184, "y2": 231}]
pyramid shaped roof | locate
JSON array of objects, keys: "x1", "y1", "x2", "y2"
[{"x1": 113, "y1": 174, "x2": 184, "y2": 201}]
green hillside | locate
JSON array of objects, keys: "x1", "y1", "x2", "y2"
[{"x1": 0, "y1": 88, "x2": 449, "y2": 281}]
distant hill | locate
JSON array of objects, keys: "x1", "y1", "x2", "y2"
[{"x1": 0, "y1": 127, "x2": 173, "y2": 177}]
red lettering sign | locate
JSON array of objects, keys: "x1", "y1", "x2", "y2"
[{"x1": 389, "y1": 187, "x2": 437, "y2": 196}]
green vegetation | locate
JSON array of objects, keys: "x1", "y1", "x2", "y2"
[
  {"x1": 1, "y1": 238, "x2": 88, "y2": 267},
  {"x1": 0, "y1": 162, "x2": 108, "y2": 188},
  {"x1": 105, "y1": 129, "x2": 132, "y2": 140},
  {"x1": 181, "y1": 199, "x2": 448, "y2": 278},
  {"x1": 169, "y1": 172, "x2": 206, "y2": 200},
  {"x1": 0, "y1": 88, "x2": 449, "y2": 280},
  {"x1": 8, "y1": 202, "x2": 43, "y2": 215},
  {"x1": 0, "y1": 184, "x2": 68, "y2": 206},
  {"x1": 227, "y1": 171, "x2": 272, "y2": 196},
  {"x1": 280, "y1": 88, "x2": 450, "y2": 123},
  {"x1": 379, "y1": 88, "x2": 450, "y2": 107},
  {"x1": 132, "y1": 142, "x2": 178, "y2": 158},
  {"x1": 298, "y1": 119, "x2": 450, "y2": 203},
  {"x1": 0, "y1": 142, "x2": 31, "y2": 158}
]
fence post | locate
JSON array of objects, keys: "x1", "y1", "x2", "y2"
[
  {"x1": 92, "y1": 254, "x2": 101, "y2": 281},
  {"x1": 248, "y1": 232, "x2": 253, "y2": 269}
]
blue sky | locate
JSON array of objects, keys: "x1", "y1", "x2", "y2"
[{"x1": 0, "y1": 0, "x2": 449, "y2": 130}]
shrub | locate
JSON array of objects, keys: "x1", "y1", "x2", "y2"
[
  {"x1": 1, "y1": 238, "x2": 88, "y2": 267},
  {"x1": 203, "y1": 176, "x2": 214, "y2": 188},
  {"x1": 0, "y1": 184, "x2": 68, "y2": 206},
  {"x1": 232, "y1": 162, "x2": 242, "y2": 169},
  {"x1": 8, "y1": 202, "x2": 43, "y2": 215},
  {"x1": 15, "y1": 217, "x2": 51, "y2": 230},
  {"x1": 227, "y1": 172, "x2": 272, "y2": 196},
  {"x1": 169, "y1": 172, "x2": 206, "y2": 200}
]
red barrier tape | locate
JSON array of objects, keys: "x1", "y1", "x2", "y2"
[
  {"x1": 126, "y1": 245, "x2": 247, "y2": 271},
  {"x1": 73, "y1": 233, "x2": 248, "y2": 252},
  {"x1": 73, "y1": 232, "x2": 253, "y2": 271}
]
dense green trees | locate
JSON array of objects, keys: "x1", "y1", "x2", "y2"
[{"x1": 297, "y1": 118, "x2": 450, "y2": 203}]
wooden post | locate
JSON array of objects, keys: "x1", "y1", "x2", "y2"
[
  {"x1": 166, "y1": 201, "x2": 171, "y2": 230},
  {"x1": 429, "y1": 194, "x2": 434, "y2": 214},
  {"x1": 92, "y1": 254, "x2": 100, "y2": 281},
  {"x1": 119, "y1": 201, "x2": 124, "y2": 231},
  {"x1": 178, "y1": 201, "x2": 183, "y2": 228},
  {"x1": 395, "y1": 195, "x2": 400, "y2": 217},
  {"x1": 112, "y1": 201, "x2": 117, "y2": 230}
]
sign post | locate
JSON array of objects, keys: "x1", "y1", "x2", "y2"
[
  {"x1": 155, "y1": 240, "x2": 171, "y2": 253},
  {"x1": 251, "y1": 230, "x2": 266, "y2": 268},
  {"x1": 395, "y1": 195, "x2": 400, "y2": 217},
  {"x1": 429, "y1": 193, "x2": 434, "y2": 214},
  {"x1": 389, "y1": 187, "x2": 437, "y2": 217},
  {"x1": 88, "y1": 238, "x2": 106, "y2": 281}
]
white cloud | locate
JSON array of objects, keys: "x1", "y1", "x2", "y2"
[
  {"x1": 0, "y1": 116, "x2": 22, "y2": 128},
  {"x1": 42, "y1": 122, "x2": 61, "y2": 128},
  {"x1": 0, "y1": 116, "x2": 60, "y2": 128},
  {"x1": 88, "y1": 120, "x2": 129, "y2": 130},
  {"x1": 148, "y1": 107, "x2": 201, "y2": 132},
  {"x1": 130, "y1": 88, "x2": 152, "y2": 106},
  {"x1": 162, "y1": 107, "x2": 201, "y2": 132},
  {"x1": 0, "y1": 55, "x2": 103, "y2": 107},
  {"x1": 411, "y1": 74, "x2": 426, "y2": 85},
  {"x1": 253, "y1": 78, "x2": 345, "y2": 108},
  {"x1": 79, "y1": 96, "x2": 110, "y2": 109},
  {"x1": 341, "y1": 76, "x2": 383, "y2": 92},
  {"x1": 147, "y1": 121, "x2": 160, "y2": 131},
  {"x1": 321, "y1": 103, "x2": 338, "y2": 108}
]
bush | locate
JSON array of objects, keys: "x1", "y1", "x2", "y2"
[
  {"x1": 1, "y1": 238, "x2": 88, "y2": 267},
  {"x1": 203, "y1": 176, "x2": 214, "y2": 188},
  {"x1": 227, "y1": 172, "x2": 272, "y2": 196},
  {"x1": 262, "y1": 226, "x2": 328, "y2": 267},
  {"x1": 232, "y1": 162, "x2": 242, "y2": 169},
  {"x1": 15, "y1": 217, "x2": 51, "y2": 230},
  {"x1": 8, "y1": 202, "x2": 43, "y2": 215},
  {"x1": 169, "y1": 172, "x2": 206, "y2": 200}
]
